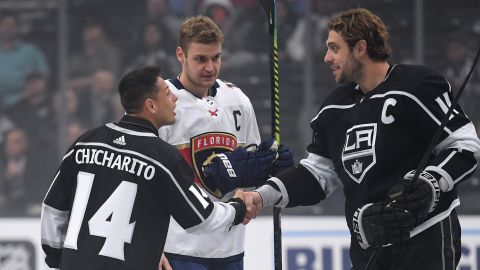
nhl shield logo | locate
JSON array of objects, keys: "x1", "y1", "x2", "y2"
[
  {"x1": 342, "y1": 123, "x2": 377, "y2": 183},
  {"x1": 191, "y1": 132, "x2": 238, "y2": 197}
]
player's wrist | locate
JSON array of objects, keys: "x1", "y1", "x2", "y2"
[
  {"x1": 226, "y1": 197, "x2": 246, "y2": 226},
  {"x1": 255, "y1": 180, "x2": 282, "y2": 207},
  {"x1": 424, "y1": 166, "x2": 453, "y2": 192}
]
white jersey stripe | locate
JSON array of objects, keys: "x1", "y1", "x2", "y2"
[
  {"x1": 106, "y1": 123, "x2": 158, "y2": 137},
  {"x1": 440, "y1": 220, "x2": 446, "y2": 270},
  {"x1": 311, "y1": 104, "x2": 356, "y2": 123},
  {"x1": 409, "y1": 198, "x2": 460, "y2": 238},
  {"x1": 43, "y1": 149, "x2": 75, "y2": 203}
]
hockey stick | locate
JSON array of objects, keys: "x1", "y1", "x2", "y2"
[
  {"x1": 257, "y1": 1, "x2": 282, "y2": 270},
  {"x1": 364, "y1": 44, "x2": 480, "y2": 270}
]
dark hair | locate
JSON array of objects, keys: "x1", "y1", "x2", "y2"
[
  {"x1": 118, "y1": 66, "x2": 161, "y2": 113},
  {"x1": 328, "y1": 8, "x2": 392, "y2": 61},
  {"x1": 177, "y1": 15, "x2": 223, "y2": 54}
]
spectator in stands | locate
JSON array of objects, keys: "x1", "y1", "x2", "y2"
[
  {"x1": 0, "y1": 12, "x2": 49, "y2": 108},
  {"x1": 5, "y1": 72, "x2": 55, "y2": 152},
  {"x1": 0, "y1": 105, "x2": 13, "y2": 146},
  {"x1": 443, "y1": 34, "x2": 480, "y2": 127},
  {"x1": 286, "y1": 1, "x2": 334, "y2": 63},
  {"x1": 125, "y1": 23, "x2": 178, "y2": 78},
  {"x1": 0, "y1": 127, "x2": 45, "y2": 216},
  {"x1": 77, "y1": 70, "x2": 122, "y2": 129},
  {"x1": 69, "y1": 23, "x2": 121, "y2": 85},
  {"x1": 67, "y1": 120, "x2": 86, "y2": 145},
  {"x1": 198, "y1": 0, "x2": 266, "y2": 72},
  {"x1": 136, "y1": 0, "x2": 181, "y2": 51},
  {"x1": 52, "y1": 88, "x2": 89, "y2": 131}
]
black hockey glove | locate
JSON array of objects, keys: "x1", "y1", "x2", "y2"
[
  {"x1": 226, "y1": 197, "x2": 246, "y2": 226},
  {"x1": 353, "y1": 202, "x2": 415, "y2": 249},
  {"x1": 258, "y1": 139, "x2": 294, "y2": 175},
  {"x1": 388, "y1": 170, "x2": 441, "y2": 222},
  {"x1": 202, "y1": 144, "x2": 277, "y2": 196}
]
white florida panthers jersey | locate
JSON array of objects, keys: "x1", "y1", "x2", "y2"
[{"x1": 158, "y1": 78, "x2": 261, "y2": 261}]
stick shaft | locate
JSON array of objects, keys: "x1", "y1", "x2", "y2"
[{"x1": 257, "y1": 1, "x2": 282, "y2": 269}]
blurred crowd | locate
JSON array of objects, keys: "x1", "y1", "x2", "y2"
[{"x1": 0, "y1": 0, "x2": 479, "y2": 217}]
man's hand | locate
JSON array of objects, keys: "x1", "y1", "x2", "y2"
[
  {"x1": 233, "y1": 188, "x2": 245, "y2": 201},
  {"x1": 258, "y1": 140, "x2": 294, "y2": 175},
  {"x1": 353, "y1": 202, "x2": 415, "y2": 249},
  {"x1": 231, "y1": 189, "x2": 260, "y2": 225},
  {"x1": 158, "y1": 253, "x2": 172, "y2": 270},
  {"x1": 202, "y1": 144, "x2": 277, "y2": 197},
  {"x1": 243, "y1": 191, "x2": 264, "y2": 222},
  {"x1": 388, "y1": 170, "x2": 441, "y2": 222}
]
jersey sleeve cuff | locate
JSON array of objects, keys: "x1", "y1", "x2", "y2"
[
  {"x1": 255, "y1": 177, "x2": 288, "y2": 208},
  {"x1": 425, "y1": 165, "x2": 454, "y2": 192}
]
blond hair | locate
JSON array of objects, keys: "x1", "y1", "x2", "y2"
[{"x1": 177, "y1": 15, "x2": 223, "y2": 54}]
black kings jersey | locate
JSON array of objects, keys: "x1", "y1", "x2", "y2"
[
  {"x1": 41, "y1": 115, "x2": 238, "y2": 270},
  {"x1": 308, "y1": 64, "x2": 479, "y2": 237}
]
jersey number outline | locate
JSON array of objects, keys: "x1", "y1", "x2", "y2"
[
  {"x1": 435, "y1": 92, "x2": 459, "y2": 120},
  {"x1": 63, "y1": 171, "x2": 137, "y2": 261},
  {"x1": 233, "y1": 110, "x2": 241, "y2": 131}
]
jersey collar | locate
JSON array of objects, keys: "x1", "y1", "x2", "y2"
[
  {"x1": 118, "y1": 115, "x2": 159, "y2": 137},
  {"x1": 170, "y1": 77, "x2": 220, "y2": 98}
]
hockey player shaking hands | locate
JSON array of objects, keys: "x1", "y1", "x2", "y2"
[
  {"x1": 40, "y1": 67, "x2": 249, "y2": 270},
  {"x1": 243, "y1": 8, "x2": 480, "y2": 270},
  {"x1": 157, "y1": 16, "x2": 293, "y2": 270}
]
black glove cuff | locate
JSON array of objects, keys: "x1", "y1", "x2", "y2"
[
  {"x1": 227, "y1": 197, "x2": 246, "y2": 225},
  {"x1": 404, "y1": 170, "x2": 441, "y2": 213}
]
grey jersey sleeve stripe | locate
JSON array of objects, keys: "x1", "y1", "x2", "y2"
[
  {"x1": 300, "y1": 153, "x2": 341, "y2": 197},
  {"x1": 41, "y1": 203, "x2": 70, "y2": 248}
]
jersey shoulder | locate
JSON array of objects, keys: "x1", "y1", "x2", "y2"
[
  {"x1": 318, "y1": 82, "x2": 358, "y2": 112},
  {"x1": 386, "y1": 64, "x2": 449, "y2": 96},
  {"x1": 217, "y1": 79, "x2": 240, "y2": 89},
  {"x1": 216, "y1": 79, "x2": 244, "y2": 95},
  {"x1": 215, "y1": 79, "x2": 253, "y2": 105}
]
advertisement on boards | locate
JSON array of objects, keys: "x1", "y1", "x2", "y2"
[{"x1": 0, "y1": 216, "x2": 479, "y2": 269}]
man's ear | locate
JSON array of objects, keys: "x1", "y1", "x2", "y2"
[
  {"x1": 145, "y1": 98, "x2": 156, "y2": 113},
  {"x1": 354, "y1": 40, "x2": 368, "y2": 57},
  {"x1": 176, "y1": 47, "x2": 185, "y2": 64}
]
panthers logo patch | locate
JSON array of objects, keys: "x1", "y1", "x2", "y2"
[{"x1": 191, "y1": 132, "x2": 238, "y2": 197}]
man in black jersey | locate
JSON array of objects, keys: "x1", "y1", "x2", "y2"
[
  {"x1": 40, "y1": 66, "x2": 247, "y2": 270},
  {"x1": 243, "y1": 8, "x2": 480, "y2": 270}
]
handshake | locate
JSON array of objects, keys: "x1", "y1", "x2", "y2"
[{"x1": 228, "y1": 189, "x2": 267, "y2": 225}]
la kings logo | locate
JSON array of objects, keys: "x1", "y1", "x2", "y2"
[{"x1": 342, "y1": 123, "x2": 377, "y2": 183}]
